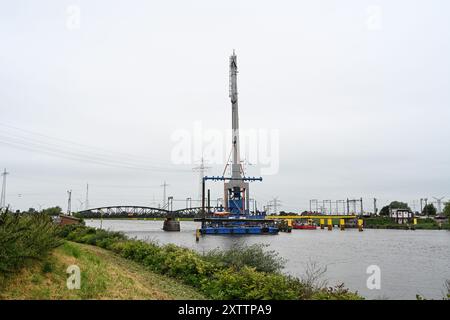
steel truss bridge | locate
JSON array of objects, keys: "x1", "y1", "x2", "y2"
[{"x1": 76, "y1": 205, "x2": 223, "y2": 219}]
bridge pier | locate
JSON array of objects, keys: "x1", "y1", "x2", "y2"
[{"x1": 163, "y1": 217, "x2": 180, "y2": 232}]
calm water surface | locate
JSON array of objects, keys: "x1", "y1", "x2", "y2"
[{"x1": 86, "y1": 219, "x2": 450, "y2": 300}]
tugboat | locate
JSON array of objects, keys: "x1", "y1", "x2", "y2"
[{"x1": 194, "y1": 51, "x2": 278, "y2": 235}]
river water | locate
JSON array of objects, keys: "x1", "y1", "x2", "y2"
[{"x1": 86, "y1": 219, "x2": 450, "y2": 300}]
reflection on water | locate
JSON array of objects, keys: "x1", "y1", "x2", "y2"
[{"x1": 86, "y1": 219, "x2": 450, "y2": 300}]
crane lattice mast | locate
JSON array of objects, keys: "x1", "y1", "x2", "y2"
[{"x1": 224, "y1": 51, "x2": 250, "y2": 214}]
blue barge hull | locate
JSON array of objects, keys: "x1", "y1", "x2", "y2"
[
  {"x1": 195, "y1": 215, "x2": 279, "y2": 235},
  {"x1": 200, "y1": 226, "x2": 278, "y2": 235}
]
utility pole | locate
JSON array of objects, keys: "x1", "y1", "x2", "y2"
[
  {"x1": 67, "y1": 190, "x2": 72, "y2": 216},
  {"x1": 0, "y1": 169, "x2": 9, "y2": 209},
  {"x1": 373, "y1": 198, "x2": 377, "y2": 216},
  {"x1": 322, "y1": 200, "x2": 332, "y2": 215},
  {"x1": 310, "y1": 199, "x2": 318, "y2": 213},
  {"x1": 85, "y1": 183, "x2": 89, "y2": 210},
  {"x1": 424, "y1": 198, "x2": 428, "y2": 216},
  {"x1": 335, "y1": 200, "x2": 345, "y2": 215},
  {"x1": 77, "y1": 199, "x2": 84, "y2": 212},
  {"x1": 150, "y1": 194, "x2": 157, "y2": 207},
  {"x1": 160, "y1": 181, "x2": 169, "y2": 208},
  {"x1": 433, "y1": 197, "x2": 445, "y2": 214},
  {"x1": 193, "y1": 157, "x2": 211, "y2": 202},
  {"x1": 411, "y1": 199, "x2": 417, "y2": 213},
  {"x1": 270, "y1": 197, "x2": 281, "y2": 215}
]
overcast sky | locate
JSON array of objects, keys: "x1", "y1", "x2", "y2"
[{"x1": 1, "y1": 0, "x2": 449, "y2": 213}]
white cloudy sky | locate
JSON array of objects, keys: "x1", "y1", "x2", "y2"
[{"x1": 1, "y1": 0, "x2": 449, "y2": 213}]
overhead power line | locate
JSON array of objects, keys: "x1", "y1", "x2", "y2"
[
  {"x1": 0, "y1": 122, "x2": 163, "y2": 163},
  {"x1": 0, "y1": 125, "x2": 191, "y2": 173}
]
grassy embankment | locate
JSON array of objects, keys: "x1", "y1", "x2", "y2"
[
  {"x1": 0, "y1": 241, "x2": 204, "y2": 299},
  {"x1": 0, "y1": 212, "x2": 204, "y2": 299}
]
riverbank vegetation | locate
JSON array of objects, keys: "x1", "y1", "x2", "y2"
[
  {"x1": 0, "y1": 211, "x2": 203, "y2": 298},
  {"x1": 2, "y1": 211, "x2": 450, "y2": 300},
  {"x1": 61, "y1": 224, "x2": 362, "y2": 300},
  {"x1": 0, "y1": 211, "x2": 62, "y2": 288},
  {"x1": 1, "y1": 211, "x2": 361, "y2": 300},
  {"x1": 444, "y1": 202, "x2": 450, "y2": 219},
  {"x1": 379, "y1": 201, "x2": 438, "y2": 217},
  {"x1": 364, "y1": 216, "x2": 450, "y2": 230}
]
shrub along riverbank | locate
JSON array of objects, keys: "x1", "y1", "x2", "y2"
[{"x1": 0, "y1": 211, "x2": 62, "y2": 287}]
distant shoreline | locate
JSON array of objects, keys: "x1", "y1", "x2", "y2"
[{"x1": 84, "y1": 217, "x2": 450, "y2": 230}]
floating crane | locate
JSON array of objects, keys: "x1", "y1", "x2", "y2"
[{"x1": 195, "y1": 51, "x2": 278, "y2": 235}]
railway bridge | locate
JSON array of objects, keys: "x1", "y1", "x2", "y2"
[{"x1": 76, "y1": 205, "x2": 222, "y2": 219}]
